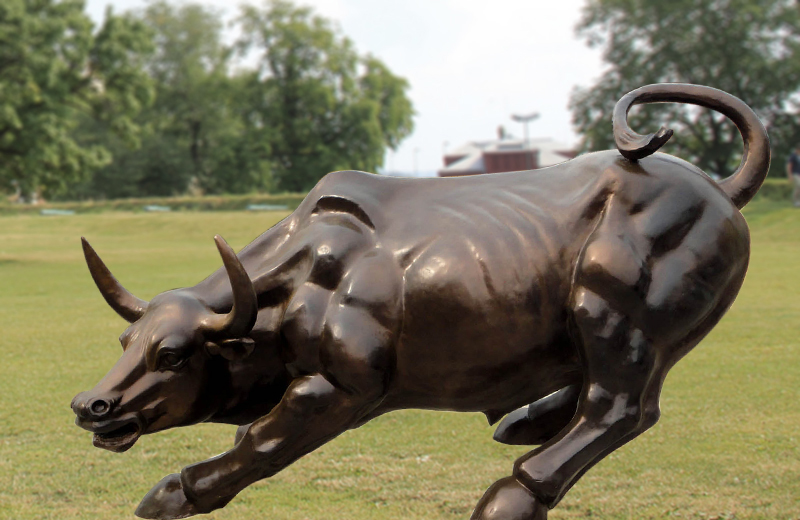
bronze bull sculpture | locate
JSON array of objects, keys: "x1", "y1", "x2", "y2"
[{"x1": 72, "y1": 83, "x2": 770, "y2": 520}]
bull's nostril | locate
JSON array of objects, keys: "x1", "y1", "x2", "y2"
[{"x1": 90, "y1": 399, "x2": 111, "y2": 417}]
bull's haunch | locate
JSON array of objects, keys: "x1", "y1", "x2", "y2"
[{"x1": 72, "y1": 83, "x2": 769, "y2": 520}]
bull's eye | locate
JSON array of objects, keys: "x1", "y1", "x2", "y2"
[{"x1": 158, "y1": 351, "x2": 186, "y2": 371}]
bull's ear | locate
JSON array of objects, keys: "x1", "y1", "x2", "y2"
[{"x1": 205, "y1": 338, "x2": 255, "y2": 361}]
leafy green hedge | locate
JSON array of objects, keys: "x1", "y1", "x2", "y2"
[
  {"x1": 0, "y1": 193, "x2": 308, "y2": 215},
  {"x1": 756, "y1": 178, "x2": 792, "y2": 201},
  {"x1": 0, "y1": 178, "x2": 792, "y2": 216}
]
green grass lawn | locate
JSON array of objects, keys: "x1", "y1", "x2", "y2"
[{"x1": 0, "y1": 200, "x2": 798, "y2": 520}]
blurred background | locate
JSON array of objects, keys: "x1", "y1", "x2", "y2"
[{"x1": 2, "y1": 0, "x2": 800, "y2": 205}]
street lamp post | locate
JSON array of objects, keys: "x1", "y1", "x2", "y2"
[{"x1": 511, "y1": 112, "x2": 540, "y2": 170}]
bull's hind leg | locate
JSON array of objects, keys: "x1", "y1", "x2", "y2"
[
  {"x1": 472, "y1": 221, "x2": 664, "y2": 518},
  {"x1": 473, "y1": 285, "x2": 664, "y2": 520},
  {"x1": 473, "y1": 197, "x2": 749, "y2": 519},
  {"x1": 517, "y1": 287, "x2": 662, "y2": 501}
]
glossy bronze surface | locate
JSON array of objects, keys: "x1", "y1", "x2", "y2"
[{"x1": 72, "y1": 83, "x2": 769, "y2": 520}]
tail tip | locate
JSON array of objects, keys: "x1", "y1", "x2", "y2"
[{"x1": 617, "y1": 127, "x2": 673, "y2": 162}]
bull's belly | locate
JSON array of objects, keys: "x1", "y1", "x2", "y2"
[
  {"x1": 382, "y1": 308, "x2": 581, "y2": 416},
  {"x1": 379, "y1": 229, "x2": 581, "y2": 414}
]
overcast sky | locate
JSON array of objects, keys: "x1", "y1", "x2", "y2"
[{"x1": 85, "y1": 0, "x2": 605, "y2": 175}]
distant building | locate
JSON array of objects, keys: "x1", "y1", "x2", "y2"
[{"x1": 439, "y1": 137, "x2": 576, "y2": 177}]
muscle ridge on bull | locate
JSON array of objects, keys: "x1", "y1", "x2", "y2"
[{"x1": 72, "y1": 83, "x2": 770, "y2": 520}]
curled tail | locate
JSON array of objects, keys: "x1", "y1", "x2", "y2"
[{"x1": 613, "y1": 83, "x2": 770, "y2": 209}]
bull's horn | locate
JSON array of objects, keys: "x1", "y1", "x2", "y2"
[
  {"x1": 81, "y1": 238, "x2": 148, "y2": 323},
  {"x1": 202, "y1": 236, "x2": 258, "y2": 338}
]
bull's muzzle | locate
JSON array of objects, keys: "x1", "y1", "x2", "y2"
[
  {"x1": 71, "y1": 391, "x2": 143, "y2": 453},
  {"x1": 71, "y1": 391, "x2": 117, "y2": 420}
]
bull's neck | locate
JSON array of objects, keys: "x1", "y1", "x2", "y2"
[
  {"x1": 208, "y1": 344, "x2": 291, "y2": 425},
  {"x1": 189, "y1": 214, "x2": 310, "y2": 316}
]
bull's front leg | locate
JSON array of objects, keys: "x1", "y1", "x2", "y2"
[{"x1": 135, "y1": 374, "x2": 380, "y2": 519}]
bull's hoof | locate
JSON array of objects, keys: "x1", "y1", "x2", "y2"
[
  {"x1": 493, "y1": 385, "x2": 580, "y2": 446},
  {"x1": 470, "y1": 476, "x2": 547, "y2": 520},
  {"x1": 493, "y1": 407, "x2": 547, "y2": 445},
  {"x1": 135, "y1": 473, "x2": 199, "y2": 520}
]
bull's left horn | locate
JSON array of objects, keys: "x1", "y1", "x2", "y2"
[
  {"x1": 202, "y1": 236, "x2": 258, "y2": 338},
  {"x1": 81, "y1": 238, "x2": 148, "y2": 323}
]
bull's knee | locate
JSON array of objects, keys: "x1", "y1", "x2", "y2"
[
  {"x1": 639, "y1": 390, "x2": 663, "y2": 431},
  {"x1": 640, "y1": 405, "x2": 661, "y2": 431}
]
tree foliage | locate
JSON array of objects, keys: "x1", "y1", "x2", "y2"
[
  {"x1": 57, "y1": 0, "x2": 414, "y2": 199},
  {"x1": 570, "y1": 0, "x2": 800, "y2": 178},
  {"x1": 236, "y1": 0, "x2": 414, "y2": 192},
  {"x1": 72, "y1": 1, "x2": 268, "y2": 198},
  {"x1": 140, "y1": 2, "x2": 271, "y2": 194},
  {"x1": 0, "y1": 0, "x2": 153, "y2": 200}
]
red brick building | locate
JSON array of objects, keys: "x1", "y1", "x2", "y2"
[{"x1": 439, "y1": 138, "x2": 575, "y2": 177}]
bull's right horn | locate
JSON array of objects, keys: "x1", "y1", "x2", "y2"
[
  {"x1": 81, "y1": 238, "x2": 148, "y2": 323},
  {"x1": 201, "y1": 235, "x2": 258, "y2": 339}
]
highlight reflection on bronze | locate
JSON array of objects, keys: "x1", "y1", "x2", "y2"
[{"x1": 72, "y1": 84, "x2": 769, "y2": 519}]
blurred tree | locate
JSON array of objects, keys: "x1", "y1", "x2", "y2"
[
  {"x1": 236, "y1": 0, "x2": 414, "y2": 192},
  {"x1": 141, "y1": 1, "x2": 272, "y2": 194},
  {"x1": 73, "y1": 1, "x2": 269, "y2": 198},
  {"x1": 570, "y1": 0, "x2": 800, "y2": 178},
  {"x1": 0, "y1": 0, "x2": 153, "y2": 201},
  {"x1": 36, "y1": 0, "x2": 413, "y2": 200},
  {"x1": 69, "y1": 115, "x2": 194, "y2": 199}
]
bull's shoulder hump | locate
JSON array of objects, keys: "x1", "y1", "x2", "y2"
[
  {"x1": 312, "y1": 196, "x2": 375, "y2": 230},
  {"x1": 312, "y1": 170, "x2": 390, "y2": 196},
  {"x1": 307, "y1": 170, "x2": 407, "y2": 231}
]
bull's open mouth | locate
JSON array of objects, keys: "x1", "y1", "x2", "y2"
[
  {"x1": 93, "y1": 422, "x2": 141, "y2": 452},
  {"x1": 78, "y1": 417, "x2": 143, "y2": 453}
]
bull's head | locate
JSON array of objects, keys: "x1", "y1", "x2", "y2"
[{"x1": 71, "y1": 236, "x2": 258, "y2": 453}]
